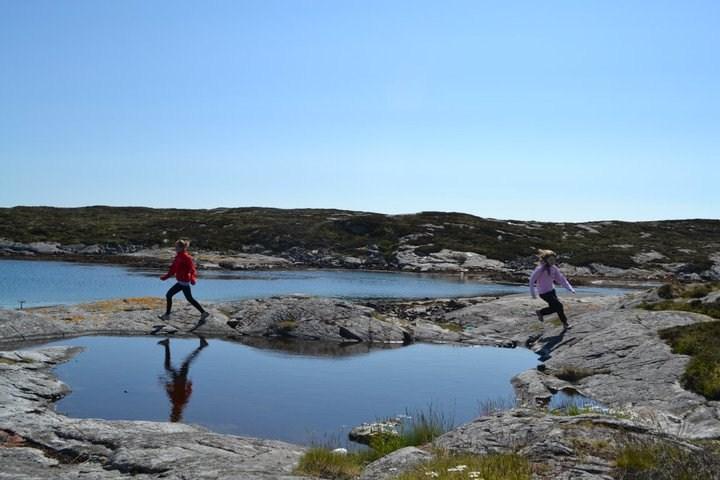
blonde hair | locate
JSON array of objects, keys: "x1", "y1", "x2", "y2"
[
  {"x1": 175, "y1": 239, "x2": 190, "y2": 250},
  {"x1": 537, "y1": 249, "x2": 557, "y2": 271},
  {"x1": 537, "y1": 249, "x2": 557, "y2": 260}
]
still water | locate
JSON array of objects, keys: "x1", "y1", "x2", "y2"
[
  {"x1": 43, "y1": 336, "x2": 538, "y2": 446},
  {"x1": 0, "y1": 259, "x2": 628, "y2": 308}
]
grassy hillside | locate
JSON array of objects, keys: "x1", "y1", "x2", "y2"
[{"x1": 1, "y1": 206, "x2": 718, "y2": 270}]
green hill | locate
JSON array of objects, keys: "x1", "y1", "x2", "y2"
[{"x1": 0, "y1": 206, "x2": 718, "y2": 276}]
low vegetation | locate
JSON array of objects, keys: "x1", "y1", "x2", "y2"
[
  {"x1": 295, "y1": 408, "x2": 453, "y2": 479},
  {"x1": 655, "y1": 281, "x2": 720, "y2": 300},
  {"x1": 394, "y1": 452, "x2": 532, "y2": 480},
  {"x1": 553, "y1": 366, "x2": 607, "y2": 383},
  {"x1": 550, "y1": 403, "x2": 597, "y2": 416},
  {"x1": 637, "y1": 282, "x2": 720, "y2": 400},
  {"x1": 294, "y1": 447, "x2": 369, "y2": 480},
  {"x1": 613, "y1": 438, "x2": 720, "y2": 480},
  {"x1": 643, "y1": 300, "x2": 720, "y2": 319},
  {"x1": 371, "y1": 408, "x2": 453, "y2": 457},
  {"x1": 658, "y1": 320, "x2": 720, "y2": 400},
  {"x1": 438, "y1": 322, "x2": 464, "y2": 333},
  {"x1": 1, "y1": 206, "x2": 719, "y2": 270}
]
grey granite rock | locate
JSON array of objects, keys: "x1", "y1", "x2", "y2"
[
  {"x1": 0, "y1": 296, "x2": 411, "y2": 346},
  {"x1": 435, "y1": 409, "x2": 699, "y2": 480},
  {"x1": 222, "y1": 296, "x2": 412, "y2": 343},
  {"x1": 526, "y1": 308, "x2": 720, "y2": 438},
  {"x1": 359, "y1": 447, "x2": 432, "y2": 480},
  {"x1": 3, "y1": 288, "x2": 720, "y2": 478}
]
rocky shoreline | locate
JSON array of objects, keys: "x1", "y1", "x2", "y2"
[
  {"x1": 2, "y1": 236, "x2": 717, "y2": 284},
  {"x1": 1, "y1": 291, "x2": 719, "y2": 479}
]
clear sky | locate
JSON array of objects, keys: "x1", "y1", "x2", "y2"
[{"x1": 1, "y1": 1, "x2": 718, "y2": 222}]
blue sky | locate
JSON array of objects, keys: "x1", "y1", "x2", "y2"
[{"x1": 1, "y1": 1, "x2": 718, "y2": 221}]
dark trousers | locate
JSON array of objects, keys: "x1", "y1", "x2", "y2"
[
  {"x1": 165, "y1": 283, "x2": 204, "y2": 314},
  {"x1": 539, "y1": 289, "x2": 567, "y2": 324}
]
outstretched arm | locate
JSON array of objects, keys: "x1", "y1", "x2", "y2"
[{"x1": 554, "y1": 268, "x2": 575, "y2": 293}]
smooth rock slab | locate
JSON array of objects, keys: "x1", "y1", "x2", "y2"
[{"x1": 359, "y1": 447, "x2": 433, "y2": 480}]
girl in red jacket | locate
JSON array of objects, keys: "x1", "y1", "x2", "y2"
[{"x1": 158, "y1": 240, "x2": 209, "y2": 321}]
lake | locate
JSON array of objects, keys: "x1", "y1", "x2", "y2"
[
  {"x1": 42, "y1": 335, "x2": 539, "y2": 446},
  {"x1": 0, "y1": 259, "x2": 629, "y2": 308}
]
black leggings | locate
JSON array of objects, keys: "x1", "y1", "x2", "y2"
[
  {"x1": 165, "y1": 283, "x2": 205, "y2": 315},
  {"x1": 539, "y1": 289, "x2": 567, "y2": 324}
]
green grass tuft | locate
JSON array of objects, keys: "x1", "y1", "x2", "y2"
[
  {"x1": 295, "y1": 407, "x2": 454, "y2": 478},
  {"x1": 370, "y1": 407, "x2": 454, "y2": 457},
  {"x1": 294, "y1": 447, "x2": 368, "y2": 479}
]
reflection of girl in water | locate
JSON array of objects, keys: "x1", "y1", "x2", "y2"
[{"x1": 157, "y1": 337, "x2": 208, "y2": 422}]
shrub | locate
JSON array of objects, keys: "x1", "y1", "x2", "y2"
[{"x1": 656, "y1": 283, "x2": 675, "y2": 300}]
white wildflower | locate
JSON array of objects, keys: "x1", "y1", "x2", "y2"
[{"x1": 447, "y1": 464, "x2": 468, "y2": 472}]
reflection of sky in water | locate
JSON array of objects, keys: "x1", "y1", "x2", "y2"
[
  {"x1": 0, "y1": 259, "x2": 632, "y2": 308},
  {"x1": 43, "y1": 336, "x2": 539, "y2": 446}
]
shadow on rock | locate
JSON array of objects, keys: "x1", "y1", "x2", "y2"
[{"x1": 535, "y1": 328, "x2": 568, "y2": 361}]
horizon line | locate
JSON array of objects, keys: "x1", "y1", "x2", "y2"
[{"x1": 2, "y1": 204, "x2": 718, "y2": 224}]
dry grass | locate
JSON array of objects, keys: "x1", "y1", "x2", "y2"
[
  {"x1": 84, "y1": 297, "x2": 165, "y2": 312},
  {"x1": 613, "y1": 438, "x2": 720, "y2": 480}
]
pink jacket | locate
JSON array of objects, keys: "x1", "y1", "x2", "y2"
[{"x1": 529, "y1": 265, "x2": 575, "y2": 297}]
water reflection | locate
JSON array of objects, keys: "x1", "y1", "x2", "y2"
[
  {"x1": 158, "y1": 336, "x2": 208, "y2": 422},
  {"x1": 238, "y1": 336, "x2": 403, "y2": 357}
]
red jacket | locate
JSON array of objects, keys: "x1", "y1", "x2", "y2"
[{"x1": 161, "y1": 251, "x2": 197, "y2": 284}]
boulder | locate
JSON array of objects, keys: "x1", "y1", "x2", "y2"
[{"x1": 223, "y1": 297, "x2": 412, "y2": 344}]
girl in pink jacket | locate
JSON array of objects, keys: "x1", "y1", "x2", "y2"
[{"x1": 530, "y1": 249, "x2": 575, "y2": 328}]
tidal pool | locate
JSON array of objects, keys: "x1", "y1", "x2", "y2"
[{"x1": 41, "y1": 336, "x2": 538, "y2": 446}]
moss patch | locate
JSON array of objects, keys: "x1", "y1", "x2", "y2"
[
  {"x1": 554, "y1": 366, "x2": 607, "y2": 383},
  {"x1": 0, "y1": 357, "x2": 34, "y2": 365},
  {"x1": 438, "y1": 322, "x2": 464, "y2": 333}
]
